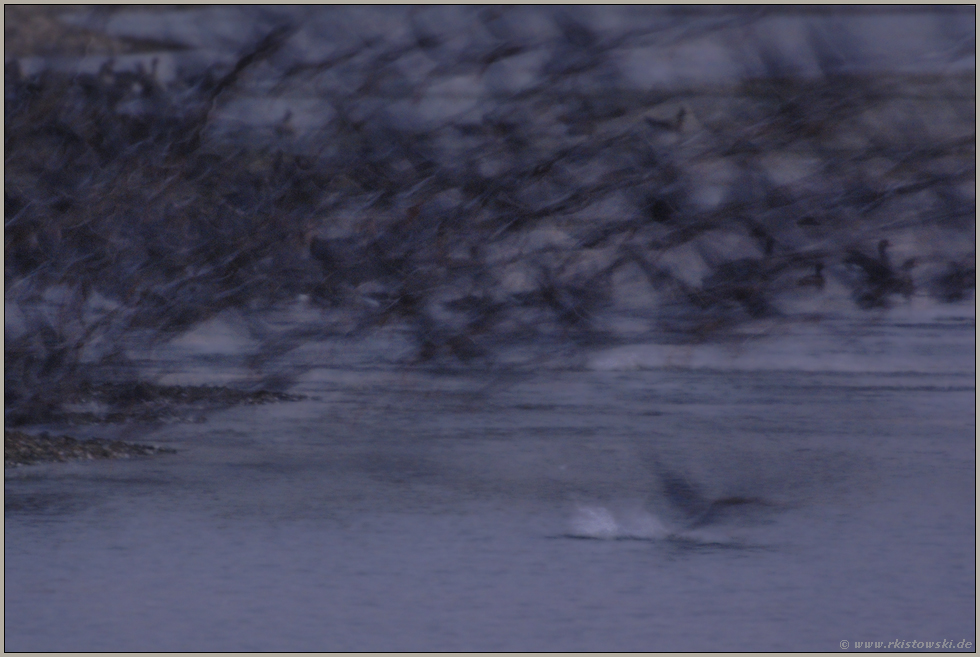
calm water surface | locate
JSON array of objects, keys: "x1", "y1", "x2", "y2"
[{"x1": 5, "y1": 312, "x2": 975, "y2": 651}]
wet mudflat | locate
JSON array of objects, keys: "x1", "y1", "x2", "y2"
[{"x1": 4, "y1": 312, "x2": 974, "y2": 652}]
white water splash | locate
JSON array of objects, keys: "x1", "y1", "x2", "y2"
[
  {"x1": 569, "y1": 506, "x2": 670, "y2": 540},
  {"x1": 568, "y1": 505, "x2": 750, "y2": 547}
]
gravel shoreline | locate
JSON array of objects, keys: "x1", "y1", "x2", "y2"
[{"x1": 5, "y1": 429, "x2": 176, "y2": 468}]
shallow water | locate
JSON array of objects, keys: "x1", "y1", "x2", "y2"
[{"x1": 5, "y1": 309, "x2": 976, "y2": 651}]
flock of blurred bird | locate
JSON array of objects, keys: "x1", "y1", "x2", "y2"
[{"x1": 3, "y1": 7, "x2": 975, "y2": 423}]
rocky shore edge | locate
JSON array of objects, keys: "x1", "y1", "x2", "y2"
[
  {"x1": 5, "y1": 429, "x2": 176, "y2": 468},
  {"x1": 6, "y1": 382, "x2": 309, "y2": 428}
]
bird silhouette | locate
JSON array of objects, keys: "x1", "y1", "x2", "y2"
[
  {"x1": 843, "y1": 239, "x2": 914, "y2": 309},
  {"x1": 696, "y1": 258, "x2": 772, "y2": 318},
  {"x1": 796, "y1": 262, "x2": 825, "y2": 289},
  {"x1": 657, "y1": 466, "x2": 769, "y2": 529},
  {"x1": 932, "y1": 260, "x2": 975, "y2": 303}
]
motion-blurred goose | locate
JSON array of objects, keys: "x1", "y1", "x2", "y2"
[
  {"x1": 659, "y1": 468, "x2": 768, "y2": 529},
  {"x1": 932, "y1": 260, "x2": 975, "y2": 303},
  {"x1": 796, "y1": 262, "x2": 825, "y2": 289},
  {"x1": 843, "y1": 239, "x2": 915, "y2": 309},
  {"x1": 697, "y1": 258, "x2": 772, "y2": 318}
]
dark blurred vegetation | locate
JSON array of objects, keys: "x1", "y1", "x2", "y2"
[{"x1": 5, "y1": 8, "x2": 975, "y2": 426}]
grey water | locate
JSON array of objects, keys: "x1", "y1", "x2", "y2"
[{"x1": 5, "y1": 306, "x2": 976, "y2": 651}]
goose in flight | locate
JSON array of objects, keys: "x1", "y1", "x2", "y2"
[
  {"x1": 658, "y1": 467, "x2": 770, "y2": 529},
  {"x1": 843, "y1": 239, "x2": 915, "y2": 309},
  {"x1": 796, "y1": 262, "x2": 825, "y2": 289}
]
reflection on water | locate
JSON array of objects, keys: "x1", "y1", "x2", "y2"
[{"x1": 4, "y1": 312, "x2": 976, "y2": 651}]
